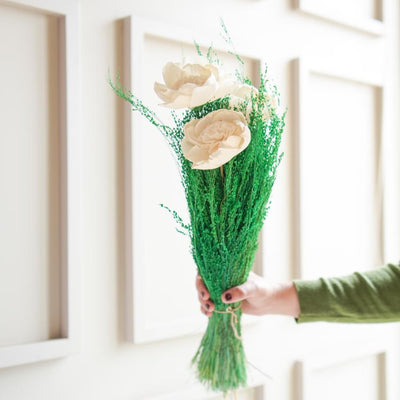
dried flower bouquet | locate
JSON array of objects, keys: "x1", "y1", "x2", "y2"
[{"x1": 111, "y1": 25, "x2": 285, "y2": 394}]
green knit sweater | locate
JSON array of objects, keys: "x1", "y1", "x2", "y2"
[{"x1": 293, "y1": 262, "x2": 400, "y2": 323}]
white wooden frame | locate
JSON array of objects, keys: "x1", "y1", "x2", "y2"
[
  {"x1": 0, "y1": 0, "x2": 80, "y2": 368},
  {"x1": 292, "y1": 57, "x2": 384, "y2": 279},
  {"x1": 143, "y1": 383, "x2": 265, "y2": 400},
  {"x1": 294, "y1": 342, "x2": 389, "y2": 400},
  {"x1": 294, "y1": 0, "x2": 384, "y2": 37},
  {"x1": 123, "y1": 16, "x2": 265, "y2": 343}
]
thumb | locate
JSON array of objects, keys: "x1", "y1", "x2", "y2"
[{"x1": 222, "y1": 280, "x2": 256, "y2": 304}]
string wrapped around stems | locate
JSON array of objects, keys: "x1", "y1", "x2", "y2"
[{"x1": 214, "y1": 305, "x2": 242, "y2": 341}]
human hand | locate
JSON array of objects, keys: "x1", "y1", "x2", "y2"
[{"x1": 196, "y1": 272, "x2": 300, "y2": 318}]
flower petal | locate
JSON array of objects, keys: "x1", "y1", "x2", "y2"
[
  {"x1": 233, "y1": 84, "x2": 258, "y2": 99},
  {"x1": 154, "y1": 82, "x2": 176, "y2": 103},
  {"x1": 213, "y1": 78, "x2": 239, "y2": 99},
  {"x1": 189, "y1": 78, "x2": 217, "y2": 108},
  {"x1": 162, "y1": 62, "x2": 185, "y2": 89},
  {"x1": 160, "y1": 93, "x2": 192, "y2": 108},
  {"x1": 221, "y1": 135, "x2": 243, "y2": 148},
  {"x1": 182, "y1": 140, "x2": 209, "y2": 163},
  {"x1": 182, "y1": 64, "x2": 211, "y2": 85}
]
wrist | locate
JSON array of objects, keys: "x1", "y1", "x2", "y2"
[{"x1": 266, "y1": 281, "x2": 300, "y2": 317}]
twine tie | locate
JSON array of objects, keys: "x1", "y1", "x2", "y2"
[{"x1": 214, "y1": 305, "x2": 242, "y2": 341}]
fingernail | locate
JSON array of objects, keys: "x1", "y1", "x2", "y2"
[
  {"x1": 225, "y1": 293, "x2": 232, "y2": 301},
  {"x1": 205, "y1": 303, "x2": 210, "y2": 310},
  {"x1": 201, "y1": 291, "x2": 205, "y2": 298}
]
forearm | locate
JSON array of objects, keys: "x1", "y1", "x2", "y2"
[{"x1": 292, "y1": 262, "x2": 400, "y2": 323}]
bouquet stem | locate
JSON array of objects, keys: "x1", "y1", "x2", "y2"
[
  {"x1": 192, "y1": 304, "x2": 246, "y2": 393},
  {"x1": 219, "y1": 165, "x2": 224, "y2": 179}
]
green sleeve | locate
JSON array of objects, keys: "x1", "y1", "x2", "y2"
[{"x1": 292, "y1": 262, "x2": 400, "y2": 323}]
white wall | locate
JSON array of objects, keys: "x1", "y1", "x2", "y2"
[{"x1": 0, "y1": 0, "x2": 399, "y2": 399}]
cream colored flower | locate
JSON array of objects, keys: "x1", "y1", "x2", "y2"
[
  {"x1": 228, "y1": 86, "x2": 277, "y2": 122},
  {"x1": 182, "y1": 109, "x2": 251, "y2": 170},
  {"x1": 154, "y1": 62, "x2": 257, "y2": 109},
  {"x1": 154, "y1": 62, "x2": 219, "y2": 108}
]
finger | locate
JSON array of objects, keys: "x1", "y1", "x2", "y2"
[
  {"x1": 203, "y1": 300, "x2": 214, "y2": 312},
  {"x1": 198, "y1": 292, "x2": 215, "y2": 308},
  {"x1": 222, "y1": 280, "x2": 257, "y2": 304},
  {"x1": 195, "y1": 275, "x2": 210, "y2": 300},
  {"x1": 198, "y1": 295, "x2": 215, "y2": 312},
  {"x1": 200, "y1": 304, "x2": 213, "y2": 318}
]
